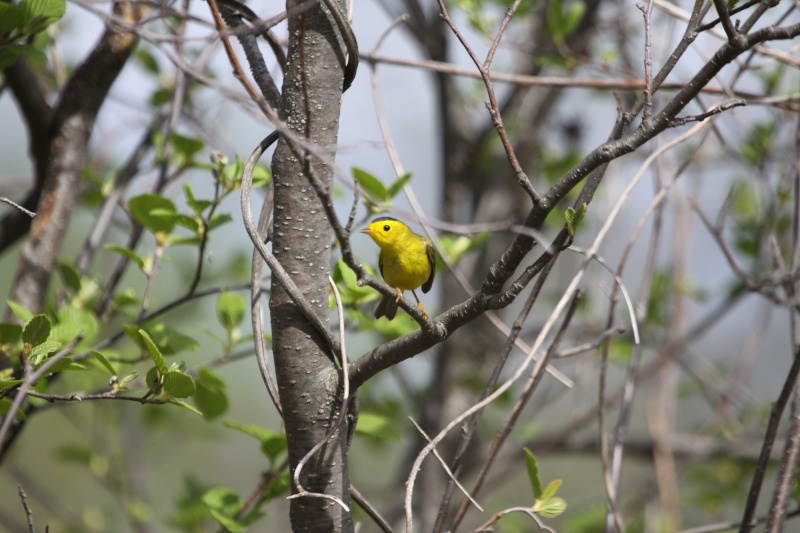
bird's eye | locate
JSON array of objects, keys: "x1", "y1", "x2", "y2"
[{"x1": 383, "y1": 225, "x2": 390, "y2": 231}]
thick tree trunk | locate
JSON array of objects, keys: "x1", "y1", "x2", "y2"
[
  {"x1": 269, "y1": 0, "x2": 352, "y2": 531},
  {"x1": 4, "y1": 3, "x2": 145, "y2": 316}
]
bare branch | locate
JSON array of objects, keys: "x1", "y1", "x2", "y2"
[
  {"x1": 0, "y1": 198, "x2": 36, "y2": 219},
  {"x1": 18, "y1": 485, "x2": 35, "y2": 533}
]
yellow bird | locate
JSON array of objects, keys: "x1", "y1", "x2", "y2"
[{"x1": 361, "y1": 217, "x2": 435, "y2": 320}]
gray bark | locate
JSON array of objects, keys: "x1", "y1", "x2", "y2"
[{"x1": 269, "y1": 0, "x2": 353, "y2": 530}]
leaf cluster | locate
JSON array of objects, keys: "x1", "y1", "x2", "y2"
[{"x1": 0, "y1": 0, "x2": 65, "y2": 68}]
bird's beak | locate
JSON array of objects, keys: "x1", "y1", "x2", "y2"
[{"x1": 360, "y1": 228, "x2": 374, "y2": 237}]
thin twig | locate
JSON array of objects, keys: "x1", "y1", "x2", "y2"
[
  {"x1": 764, "y1": 389, "x2": 800, "y2": 532},
  {"x1": 435, "y1": 0, "x2": 541, "y2": 207},
  {"x1": 350, "y1": 484, "x2": 393, "y2": 533},
  {"x1": 690, "y1": 200, "x2": 786, "y2": 307},
  {"x1": 668, "y1": 99, "x2": 746, "y2": 126},
  {"x1": 470, "y1": 506, "x2": 556, "y2": 533},
  {"x1": 187, "y1": 154, "x2": 225, "y2": 295},
  {"x1": 18, "y1": 485, "x2": 35, "y2": 533},
  {"x1": 137, "y1": 242, "x2": 165, "y2": 319},
  {"x1": 638, "y1": 0, "x2": 655, "y2": 121},
  {"x1": 0, "y1": 198, "x2": 36, "y2": 218},
  {"x1": 409, "y1": 418, "x2": 484, "y2": 513},
  {"x1": 23, "y1": 390, "x2": 168, "y2": 405},
  {"x1": 711, "y1": 0, "x2": 739, "y2": 42},
  {"x1": 248, "y1": 145, "x2": 282, "y2": 415},
  {"x1": 556, "y1": 327, "x2": 625, "y2": 358},
  {"x1": 739, "y1": 345, "x2": 800, "y2": 533},
  {"x1": 567, "y1": 247, "x2": 640, "y2": 345}
]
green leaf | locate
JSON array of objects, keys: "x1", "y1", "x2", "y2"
[
  {"x1": 561, "y1": 1, "x2": 586, "y2": 36},
  {"x1": 547, "y1": 0, "x2": 585, "y2": 42},
  {"x1": 55, "y1": 443, "x2": 93, "y2": 464},
  {"x1": 336, "y1": 259, "x2": 360, "y2": 291},
  {"x1": 173, "y1": 213, "x2": 200, "y2": 232},
  {"x1": 90, "y1": 350, "x2": 117, "y2": 376},
  {"x1": 0, "y1": 398, "x2": 26, "y2": 421},
  {"x1": 129, "y1": 194, "x2": 177, "y2": 235},
  {"x1": 183, "y1": 183, "x2": 212, "y2": 213},
  {"x1": 118, "y1": 371, "x2": 139, "y2": 388},
  {"x1": 355, "y1": 412, "x2": 401, "y2": 442},
  {"x1": 0, "y1": 44, "x2": 46, "y2": 70},
  {"x1": 7, "y1": 301, "x2": 33, "y2": 325},
  {"x1": 0, "y1": 323, "x2": 23, "y2": 345},
  {"x1": 30, "y1": 340, "x2": 61, "y2": 362},
  {"x1": 524, "y1": 448, "x2": 544, "y2": 499},
  {"x1": 125, "y1": 323, "x2": 199, "y2": 356},
  {"x1": 42, "y1": 357, "x2": 84, "y2": 375},
  {"x1": 221, "y1": 157, "x2": 244, "y2": 189},
  {"x1": 163, "y1": 370, "x2": 196, "y2": 398},
  {"x1": 252, "y1": 165, "x2": 272, "y2": 187},
  {"x1": 113, "y1": 288, "x2": 139, "y2": 308},
  {"x1": 23, "y1": 314, "x2": 51, "y2": 346},
  {"x1": 540, "y1": 478, "x2": 562, "y2": 501},
  {"x1": 168, "y1": 235, "x2": 202, "y2": 247},
  {"x1": 169, "y1": 133, "x2": 204, "y2": 163},
  {"x1": 203, "y1": 487, "x2": 240, "y2": 513},
  {"x1": 146, "y1": 366, "x2": 161, "y2": 392},
  {"x1": 533, "y1": 496, "x2": 567, "y2": 518},
  {"x1": 262, "y1": 469, "x2": 292, "y2": 501},
  {"x1": 169, "y1": 399, "x2": 203, "y2": 416},
  {"x1": 0, "y1": 377, "x2": 23, "y2": 392},
  {"x1": 742, "y1": 122, "x2": 774, "y2": 166},
  {"x1": 0, "y1": 3, "x2": 25, "y2": 33},
  {"x1": 203, "y1": 488, "x2": 251, "y2": 533},
  {"x1": 221, "y1": 419, "x2": 287, "y2": 461},
  {"x1": 135, "y1": 48, "x2": 160, "y2": 74},
  {"x1": 194, "y1": 368, "x2": 228, "y2": 419},
  {"x1": 260, "y1": 434, "x2": 288, "y2": 463},
  {"x1": 139, "y1": 329, "x2": 168, "y2": 374},
  {"x1": 216, "y1": 292, "x2": 245, "y2": 332},
  {"x1": 22, "y1": 0, "x2": 66, "y2": 31},
  {"x1": 207, "y1": 213, "x2": 233, "y2": 232},
  {"x1": 565, "y1": 202, "x2": 587, "y2": 238},
  {"x1": 387, "y1": 172, "x2": 412, "y2": 198},
  {"x1": 352, "y1": 167, "x2": 388, "y2": 202},
  {"x1": 57, "y1": 262, "x2": 82, "y2": 293},
  {"x1": 439, "y1": 233, "x2": 489, "y2": 265},
  {"x1": 104, "y1": 244, "x2": 146, "y2": 270},
  {"x1": 150, "y1": 324, "x2": 199, "y2": 355},
  {"x1": 52, "y1": 307, "x2": 99, "y2": 346},
  {"x1": 222, "y1": 419, "x2": 279, "y2": 442},
  {"x1": 332, "y1": 259, "x2": 375, "y2": 303}
]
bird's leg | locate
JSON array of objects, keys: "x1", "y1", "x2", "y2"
[
  {"x1": 394, "y1": 287, "x2": 403, "y2": 303},
  {"x1": 411, "y1": 290, "x2": 429, "y2": 320}
]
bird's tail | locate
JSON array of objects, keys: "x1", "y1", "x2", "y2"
[{"x1": 374, "y1": 294, "x2": 398, "y2": 320}]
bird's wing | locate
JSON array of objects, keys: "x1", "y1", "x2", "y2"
[
  {"x1": 378, "y1": 250, "x2": 385, "y2": 279},
  {"x1": 422, "y1": 241, "x2": 435, "y2": 293}
]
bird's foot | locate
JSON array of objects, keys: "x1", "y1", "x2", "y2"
[
  {"x1": 394, "y1": 288, "x2": 403, "y2": 303},
  {"x1": 417, "y1": 302, "x2": 429, "y2": 320}
]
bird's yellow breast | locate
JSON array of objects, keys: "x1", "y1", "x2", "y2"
[{"x1": 379, "y1": 241, "x2": 432, "y2": 291}]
